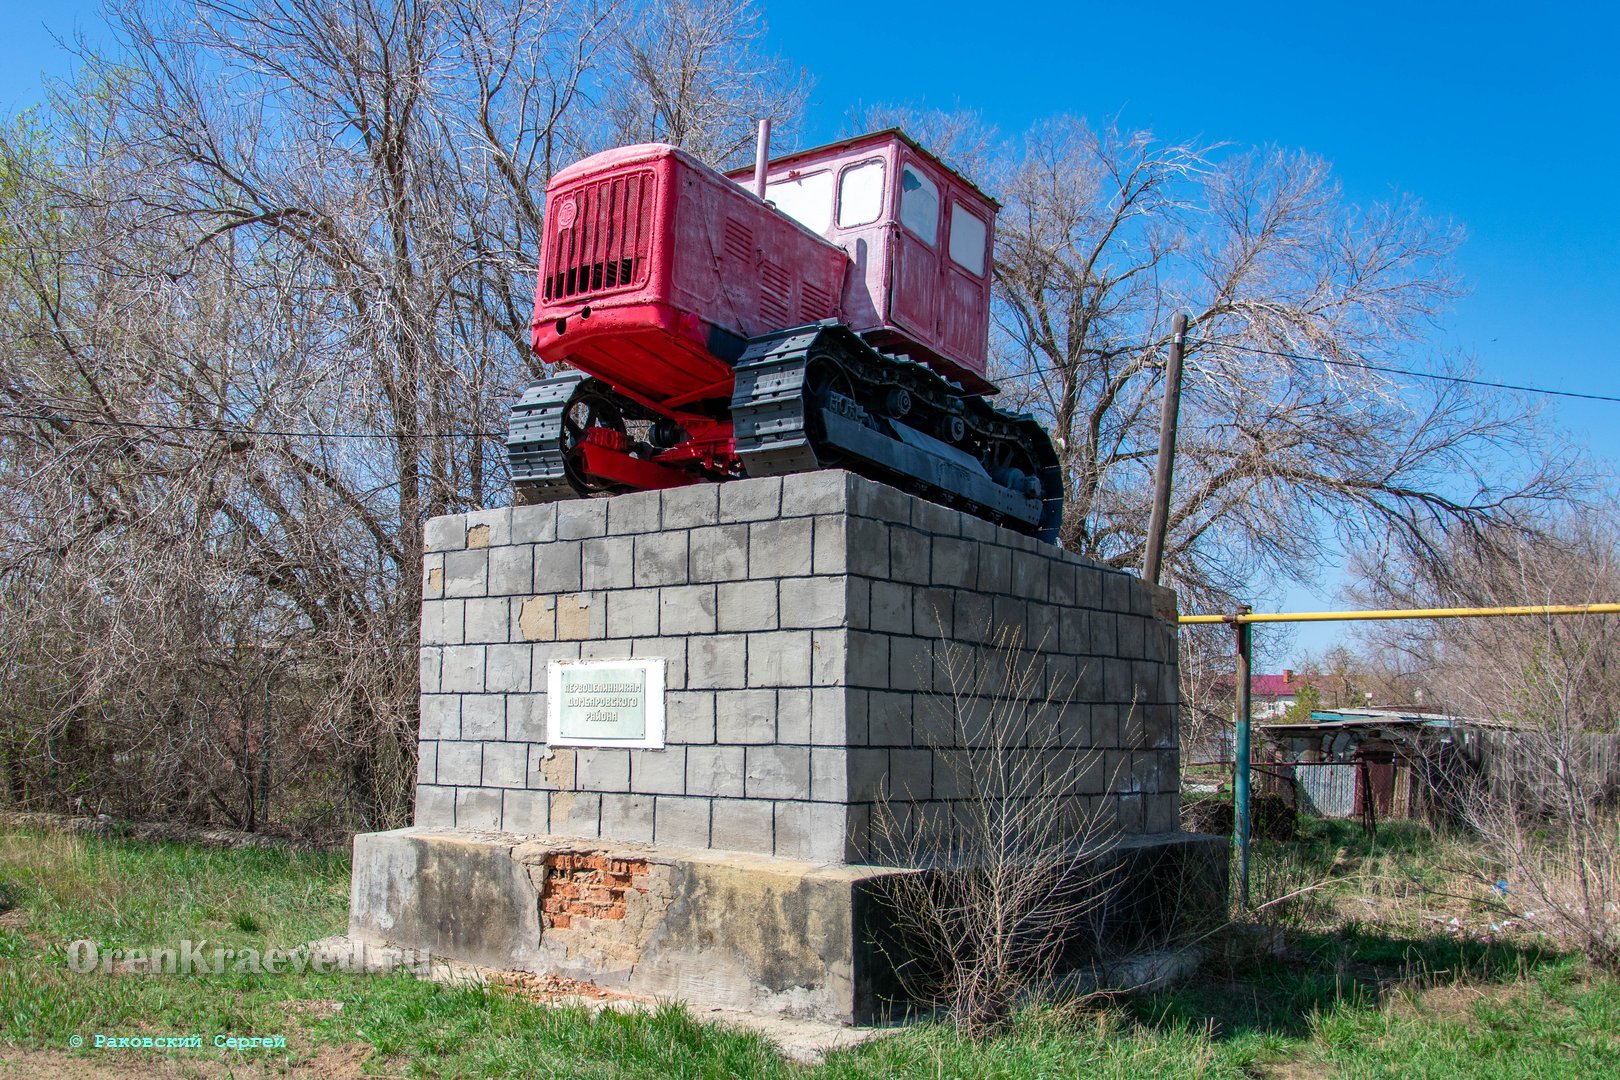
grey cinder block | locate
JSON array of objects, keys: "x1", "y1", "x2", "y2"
[
  {"x1": 720, "y1": 476, "x2": 782, "y2": 522},
  {"x1": 782, "y1": 471, "x2": 850, "y2": 516},
  {"x1": 419, "y1": 646, "x2": 442, "y2": 695},
  {"x1": 440, "y1": 645, "x2": 485, "y2": 693},
  {"x1": 549, "y1": 791, "x2": 602, "y2": 837},
  {"x1": 889, "y1": 528, "x2": 931, "y2": 585},
  {"x1": 608, "y1": 490, "x2": 662, "y2": 534},
  {"x1": 664, "y1": 690, "x2": 715, "y2": 743},
  {"x1": 810, "y1": 748, "x2": 848, "y2": 803},
  {"x1": 582, "y1": 536, "x2": 635, "y2": 590},
  {"x1": 416, "y1": 742, "x2": 437, "y2": 785},
  {"x1": 717, "y1": 579, "x2": 778, "y2": 632},
  {"x1": 634, "y1": 532, "x2": 689, "y2": 587},
  {"x1": 460, "y1": 695, "x2": 504, "y2": 741},
  {"x1": 483, "y1": 741, "x2": 528, "y2": 789},
  {"x1": 776, "y1": 689, "x2": 812, "y2": 744},
  {"x1": 556, "y1": 499, "x2": 608, "y2": 541},
  {"x1": 510, "y1": 503, "x2": 557, "y2": 545},
  {"x1": 749, "y1": 519, "x2": 813, "y2": 578},
  {"x1": 711, "y1": 798, "x2": 775, "y2": 854},
  {"x1": 437, "y1": 741, "x2": 482, "y2": 787},
  {"x1": 688, "y1": 634, "x2": 747, "y2": 689},
  {"x1": 745, "y1": 745, "x2": 810, "y2": 801},
  {"x1": 502, "y1": 789, "x2": 549, "y2": 835},
  {"x1": 662, "y1": 484, "x2": 719, "y2": 530},
  {"x1": 845, "y1": 517, "x2": 890, "y2": 578},
  {"x1": 607, "y1": 590, "x2": 660, "y2": 638},
  {"x1": 747, "y1": 630, "x2": 811, "y2": 687},
  {"x1": 690, "y1": 524, "x2": 749, "y2": 582},
  {"x1": 716, "y1": 689, "x2": 777, "y2": 744},
  {"x1": 414, "y1": 784, "x2": 456, "y2": 828},
  {"x1": 773, "y1": 802, "x2": 849, "y2": 862},
  {"x1": 631, "y1": 747, "x2": 687, "y2": 795},
  {"x1": 977, "y1": 546, "x2": 1011, "y2": 593},
  {"x1": 869, "y1": 580, "x2": 912, "y2": 635},
  {"x1": 686, "y1": 745, "x2": 746, "y2": 798},
  {"x1": 528, "y1": 745, "x2": 575, "y2": 790},
  {"x1": 462, "y1": 597, "x2": 509, "y2": 645},
  {"x1": 812, "y1": 516, "x2": 847, "y2": 575},
  {"x1": 443, "y1": 549, "x2": 488, "y2": 598},
  {"x1": 424, "y1": 515, "x2": 465, "y2": 553},
  {"x1": 659, "y1": 584, "x2": 718, "y2": 636},
  {"x1": 487, "y1": 545, "x2": 535, "y2": 596},
  {"x1": 485, "y1": 644, "x2": 531, "y2": 694},
  {"x1": 575, "y1": 749, "x2": 631, "y2": 792},
  {"x1": 778, "y1": 576, "x2": 844, "y2": 629},
  {"x1": 419, "y1": 694, "x2": 459, "y2": 740},
  {"x1": 535, "y1": 541, "x2": 583, "y2": 594},
  {"x1": 653, "y1": 795, "x2": 710, "y2": 847},
  {"x1": 601, "y1": 793, "x2": 656, "y2": 843},
  {"x1": 422, "y1": 552, "x2": 445, "y2": 600},
  {"x1": 506, "y1": 693, "x2": 546, "y2": 742},
  {"x1": 811, "y1": 629, "x2": 848, "y2": 686}
]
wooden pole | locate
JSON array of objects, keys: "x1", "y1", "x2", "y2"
[{"x1": 1142, "y1": 312, "x2": 1188, "y2": 586}]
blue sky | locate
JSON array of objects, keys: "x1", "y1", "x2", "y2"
[{"x1": 5, "y1": 1, "x2": 1615, "y2": 667}]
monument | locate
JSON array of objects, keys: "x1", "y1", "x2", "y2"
[{"x1": 347, "y1": 471, "x2": 1224, "y2": 1024}]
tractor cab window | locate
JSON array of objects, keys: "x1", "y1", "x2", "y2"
[
  {"x1": 949, "y1": 202, "x2": 988, "y2": 276},
  {"x1": 837, "y1": 160, "x2": 885, "y2": 228},
  {"x1": 765, "y1": 170, "x2": 833, "y2": 234},
  {"x1": 899, "y1": 165, "x2": 939, "y2": 245}
]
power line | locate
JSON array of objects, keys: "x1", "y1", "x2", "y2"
[
  {"x1": 1190, "y1": 339, "x2": 1620, "y2": 406},
  {"x1": 0, "y1": 408, "x2": 504, "y2": 440}
]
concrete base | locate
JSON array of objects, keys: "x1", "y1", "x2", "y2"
[{"x1": 348, "y1": 826, "x2": 1225, "y2": 1025}]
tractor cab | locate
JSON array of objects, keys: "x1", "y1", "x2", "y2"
[{"x1": 729, "y1": 131, "x2": 1000, "y2": 394}]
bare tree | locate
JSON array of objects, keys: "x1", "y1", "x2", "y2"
[
  {"x1": 869, "y1": 626, "x2": 1123, "y2": 1035},
  {"x1": 1353, "y1": 516, "x2": 1620, "y2": 967},
  {"x1": 0, "y1": 0, "x2": 803, "y2": 829}
]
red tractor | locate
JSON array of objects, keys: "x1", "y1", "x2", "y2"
[{"x1": 507, "y1": 129, "x2": 1062, "y2": 541}]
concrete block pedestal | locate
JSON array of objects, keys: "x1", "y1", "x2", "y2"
[{"x1": 350, "y1": 471, "x2": 1225, "y2": 1023}]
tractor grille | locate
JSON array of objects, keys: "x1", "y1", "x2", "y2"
[{"x1": 542, "y1": 170, "x2": 656, "y2": 303}]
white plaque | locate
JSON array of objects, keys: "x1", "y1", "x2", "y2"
[{"x1": 546, "y1": 659, "x2": 666, "y2": 749}]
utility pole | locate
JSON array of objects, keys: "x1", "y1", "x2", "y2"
[{"x1": 1142, "y1": 312, "x2": 1188, "y2": 586}]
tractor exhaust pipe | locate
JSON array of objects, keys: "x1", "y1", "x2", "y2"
[{"x1": 753, "y1": 118, "x2": 771, "y2": 199}]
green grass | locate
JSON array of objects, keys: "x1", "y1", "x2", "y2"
[{"x1": 0, "y1": 821, "x2": 1615, "y2": 1078}]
